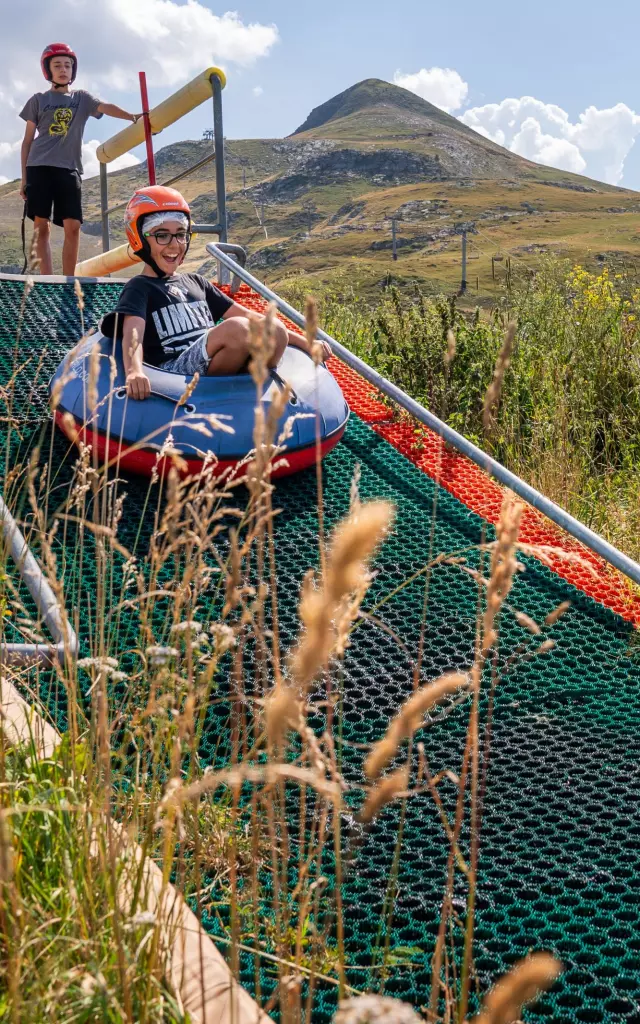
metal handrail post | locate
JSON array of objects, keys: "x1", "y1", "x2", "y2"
[
  {"x1": 211, "y1": 73, "x2": 228, "y2": 284},
  {"x1": 206, "y1": 242, "x2": 640, "y2": 589},
  {"x1": 100, "y1": 162, "x2": 110, "y2": 255},
  {"x1": 211, "y1": 75, "x2": 227, "y2": 244}
]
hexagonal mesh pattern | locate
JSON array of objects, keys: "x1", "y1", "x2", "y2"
[{"x1": 1, "y1": 279, "x2": 640, "y2": 1024}]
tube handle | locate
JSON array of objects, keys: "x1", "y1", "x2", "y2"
[{"x1": 115, "y1": 387, "x2": 196, "y2": 414}]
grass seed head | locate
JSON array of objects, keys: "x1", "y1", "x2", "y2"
[
  {"x1": 359, "y1": 766, "x2": 409, "y2": 823},
  {"x1": 264, "y1": 684, "x2": 300, "y2": 749},
  {"x1": 74, "y1": 278, "x2": 85, "y2": 312},
  {"x1": 365, "y1": 672, "x2": 470, "y2": 779},
  {"x1": 514, "y1": 611, "x2": 541, "y2": 635},
  {"x1": 87, "y1": 342, "x2": 100, "y2": 414},
  {"x1": 472, "y1": 952, "x2": 562, "y2": 1024},
  {"x1": 544, "y1": 600, "x2": 571, "y2": 625},
  {"x1": 483, "y1": 493, "x2": 523, "y2": 653},
  {"x1": 444, "y1": 328, "x2": 457, "y2": 366},
  {"x1": 483, "y1": 321, "x2": 517, "y2": 436},
  {"x1": 289, "y1": 500, "x2": 394, "y2": 692},
  {"x1": 0, "y1": 814, "x2": 14, "y2": 883},
  {"x1": 61, "y1": 411, "x2": 79, "y2": 442},
  {"x1": 305, "y1": 295, "x2": 324, "y2": 364},
  {"x1": 177, "y1": 372, "x2": 200, "y2": 407},
  {"x1": 536, "y1": 639, "x2": 556, "y2": 655}
]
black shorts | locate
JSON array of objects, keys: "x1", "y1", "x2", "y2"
[{"x1": 25, "y1": 165, "x2": 83, "y2": 227}]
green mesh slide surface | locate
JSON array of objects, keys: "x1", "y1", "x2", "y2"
[{"x1": 1, "y1": 279, "x2": 640, "y2": 1023}]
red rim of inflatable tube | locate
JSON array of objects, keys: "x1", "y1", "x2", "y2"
[{"x1": 54, "y1": 410, "x2": 346, "y2": 480}]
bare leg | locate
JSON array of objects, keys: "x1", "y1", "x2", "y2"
[
  {"x1": 204, "y1": 316, "x2": 288, "y2": 375},
  {"x1": 62, "y1": 218, "x2": 81, "y2": 277},
  {"x1": 33, "y1": 217, "x2": 52, "y2": 275},
  {"x1": 204, "y1": 318, "x2": 252, "y2": 374}
]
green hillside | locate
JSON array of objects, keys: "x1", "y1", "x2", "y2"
[{"x1": 1, "y1": 78, "x2": 638, "y2": 298}]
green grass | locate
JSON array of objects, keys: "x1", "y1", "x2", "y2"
[
  {"x1": 283, "y1": 257, "x2": 640, "y2": 562},
  {"x1": 0, "y1": 740, "x2": 186, "y2": 1022}
]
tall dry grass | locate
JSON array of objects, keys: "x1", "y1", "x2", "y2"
[{"x1": 0, "y1": 281, "x2": 566, "y2": 1023}]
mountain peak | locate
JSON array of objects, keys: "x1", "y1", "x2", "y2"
[{"x1": 290, "y1": 78, "x2": 464, "y2": 136}]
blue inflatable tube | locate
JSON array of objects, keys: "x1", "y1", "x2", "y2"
[{"x1": 50, "y1": 333, "x2": 349, "y2": 479}]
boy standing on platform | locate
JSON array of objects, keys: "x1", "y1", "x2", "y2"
[{"x1": 20, "y1": 43, "x2": 139, "y2": 276}]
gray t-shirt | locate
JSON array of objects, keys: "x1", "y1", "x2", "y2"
[{"x1": 20, "y1": 90, "x2": 103, "y2": 174}]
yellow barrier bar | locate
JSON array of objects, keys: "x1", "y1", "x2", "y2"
[
  {"x1": 75, "y1": 244, "x2": 140, "y2": 277},
  {"x1": 97, "y1": 66, "x2": 226, "y2": 164}
]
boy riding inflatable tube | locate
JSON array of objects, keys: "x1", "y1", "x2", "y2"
[
  {"x1": 50, "y1": 334, "x2": 349, "y2": 479},
  {"x1": 54, "y1": 183, "x2": 349, "y2": 478}
]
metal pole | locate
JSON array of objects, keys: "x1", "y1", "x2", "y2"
[
  {"x1": 206, "y1": 241, "x2": 640, "y2": 589},
  {"x1": 139, "y1": 71, "x2": 156, "y2": 186},
  {"x1": 99, "y1": 162, "x2": 110, "y2": 255},
  {"x1": 211, "y1": 74, "x2": 227, "y2": 244},
  {"x1": 211, "y1": 72, "x2": 228, "y2": 283},
  {"x1": 461, "y1": 230, "x2": 467, "y2": 294},
  {"x1": 0, "y1": 495, "x2": 78, "y2": 663},
  {"x1": 391, "y1": 218, "x2": 398, "y2": 262}
]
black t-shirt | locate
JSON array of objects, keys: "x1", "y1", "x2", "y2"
[{"x1": 101, "y1": 273, "x2": 233, "y2": 367}]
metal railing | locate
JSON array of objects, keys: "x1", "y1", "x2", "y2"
[
  {"x1": 0, "y1": 495, "x2": 77, "y2": 664},
  {"x1": 100, "y1": 72, "x2": 228, "y2": 259},
  {"x1": 206, "y1": 242, "x2": 640, "y2": 589}
]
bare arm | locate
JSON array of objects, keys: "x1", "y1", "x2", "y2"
[
  {"x1": 283, "y1": 329, "x2": 332, "y2": 362},
  {"x1": 20, "y1": 122, "x2": 36, "y2": 202},
  {"x1": 97, "y1": 102, "x2": 140, "y2": 122},
  {"x1": 122, "y1": 315, "x2": 151, "y2": 399}
]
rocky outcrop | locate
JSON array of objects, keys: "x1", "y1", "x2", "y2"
[
  {"x1": 248, "y1": 242, "x2": 291, "y2": 271},
  {"x1": 246, "y1": 148, "x2": 446, "y2": 204},
  {"x1": 540, "y1": 180, "x2": 598, "y2": 193},
  {"x1": 329, "y1": 200, "x2": 366, "y2": 224}
]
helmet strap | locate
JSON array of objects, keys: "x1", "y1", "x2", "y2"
[{"x1": 139, "y1": 239, "x2": 170, "y2": 279}]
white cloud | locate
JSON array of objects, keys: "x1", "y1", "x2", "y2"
[
  {"x1": 102, "y1": 0, "x2": 278, "y2": 88},
  {"x1": 460, "y1": 95, "x2": 640, "y2": 185},
  {"x1": 0, "y1": 176, "x2": 8, "y2": 186},
  {"x1": 394, "y1": 65, "x2": 640, "y2": 185},
  {"x1": 82, "y1": 141, "x2": 140, "y2": 179},
  {"x1": 393, "y1": 67, "x2": 468, "y2": 113},
  {"x1": 0, "y1": 139, "x2": 21, "y2": 181},
  {"x1": 0, "y1": 0, "x2": 278, "y2": 182},
  {"x1": 252, "y1": 86, "x2": 264, "y2": 98},
  {"x1": 510, "y1": 118, "x2": 586, "y2": 174}
]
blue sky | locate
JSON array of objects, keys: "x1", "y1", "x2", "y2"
[
  {"x1": 3, "y1": 0, "x2": 640, "y2": 188},
  {"x1": 211, "y1": 0, "x2": 640, "y2": 141}
]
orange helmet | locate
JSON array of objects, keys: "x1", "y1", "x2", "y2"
[{"x1": 124, "y1": 186, "x2": 191, "y2": 253}]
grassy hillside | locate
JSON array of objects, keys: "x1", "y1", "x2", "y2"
[{"x1": 1, "y1": 77, "x2": 638, "y2": 297}]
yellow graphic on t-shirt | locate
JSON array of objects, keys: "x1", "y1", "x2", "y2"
[{"x1": 49, "y1": 108, "x2": 73, "y2": 137}]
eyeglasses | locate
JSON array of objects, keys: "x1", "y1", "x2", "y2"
[{"x1": 146, "y1": 230, "x2": 191, "y2": 247}]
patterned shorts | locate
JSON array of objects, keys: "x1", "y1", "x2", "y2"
[{"x1": 160, "y1": 332, "x2": 210, "y2": 376}]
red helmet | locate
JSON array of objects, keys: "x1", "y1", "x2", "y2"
[
  {"x1": 125, "y1": 186, "x2": 191, "y2": 253},
  {"x1": 41, "y1": 43, "x2": 78, "y2": 83}
]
